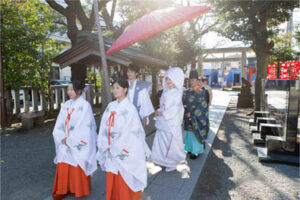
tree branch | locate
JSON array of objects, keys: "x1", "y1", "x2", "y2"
[
  {"x1": 65, "y1": 0, "x2": 78, "y2": 45},
  {"x1": 74, "y1": 0, "x2": 90, "y2": 30},
  {"x1": 89, "y1": 0, "x2": 111, "y2": 28},
  {"x1": 98, "y1": 0, "x2": 111, "y2": 10},
  {"x1": 88, "y1": 4, "x2": 95, "y2": 30},
  {"x1": 111, "y1": 0, "x2": 117, "y2": 21},
  {"x1": 102, "y1": 5, "x2": 116, "y2": 31},
  {"x1": 45, "y1": 0, "x2": 66, "y2": 16}
]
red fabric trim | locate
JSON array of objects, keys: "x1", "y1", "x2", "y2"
[
  {"x1": 106, "y1": 111, "x2": 116, "y2": 146},
  {"x1": 64, "y1": 108, "x2": 75, "y2": 136},
  {"x1": 122, "y1": 149, "x2": 129, "y2": 154}
]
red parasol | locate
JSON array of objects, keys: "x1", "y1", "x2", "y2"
[{"x1": 106, "y1": 6, "x2": 210, "y2": 55}]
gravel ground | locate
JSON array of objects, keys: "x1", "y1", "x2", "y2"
[
  {"x1": 0, "y1": 111, "x2": 156, "y2": 200},
  {"x1": 1, "y1": 120, "x2": 57, "y2": 200},
  {"x1": 0, "y1": 112, "x2": 101, "y2": 200},
  {"x1": 191, "y1": 98, "x2": 300, "y2": 200}
]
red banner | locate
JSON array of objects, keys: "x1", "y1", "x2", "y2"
[
  {"x1": 280, "y1": 62, "x2": 289, "y2": 79},
  {"x1": 267, "y1": 63, "x2": 277, "y2": 79},
  {"x1": 268, "y1": 61, "x2": 300, "y2": 79}
]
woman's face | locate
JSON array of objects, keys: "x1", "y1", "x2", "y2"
[
  {"x1": 67, "y1": 83, "x2": 80, "y2": 99},
  {"x1": 165, "y1": 77, "x2": 175, "y2": 89},
  {"x1": 113, "y1": 82, "x2": 127, "y2": 99}
]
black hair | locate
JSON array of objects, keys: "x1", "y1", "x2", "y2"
[
  {"x1": 201, "y1": 76, "x2": 207, "y2": 82},
  {"x1": 113, "y1": 77, "x2": 129, "y2": 95},
  {"x1": 128, "y1": 63, "x2": 139, "y2": 74},
  {"x1": 71, "y1": 80, "x2": 85, "y2": 95}
]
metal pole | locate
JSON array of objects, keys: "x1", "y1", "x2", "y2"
[
  {"x1": 93, "y1": 0, "x2": 112, "y2": 110},
  {"x1": 222, "y1": 53, "x2": 225, "y2": 87},
  {"x1": 0, "y1": 40, "x2": 7, "y2": 129}
]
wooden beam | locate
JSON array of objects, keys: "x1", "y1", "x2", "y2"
[
  {"x1": 201, "y1": 47, "x2": 252, "y2": 54},
  {"x1": 203, "y1": 57, "x2": 242, "y2": 62}
]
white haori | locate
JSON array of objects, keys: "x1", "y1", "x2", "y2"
[
  {"x1": 137, "y1": 88, "x2": 155, "y2": 121},
  {"x1": 128, "y1": 80, "x2": 154, "y2": 124},
  {"x1": 127, "y1": 79, "x2": 137, "y2": 104},
  {"x1": 52, "y1": 96, "x2": 98, "y2": 176},
  {"x1": 151, "y1": 67, "x2": 186, "y2": 167},
  {"x1": 96, "y1": 98, "x2": 150, "y2": 192}
]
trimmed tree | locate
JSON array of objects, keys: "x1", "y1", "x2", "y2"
[
  {"x1": 209, "y1": 0, "x2": 299, "y2": 110},
  {"x1": 1, "y1": 0, "x2": 64, "y2": 124}
]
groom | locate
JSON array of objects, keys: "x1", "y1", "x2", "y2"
[{"x1": 127, "y1": 63, "x2": 154, "y2": 126}]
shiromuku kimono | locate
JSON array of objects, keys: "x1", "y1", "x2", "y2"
[
  {"x1": 183, "y1": 87, "x2": 209, "y2": 155},
  {"x1": 127, "y1": 80, "x2": 155, "y2": 124},
  {"x1": 97, "y1": 97, "x2": 150, "y2": 200},
  {"x1": 150, "y1": 67, "x2": 186, "y2": 168},
  {"x1": 52, "y1": 96, "x2": 97, "y2": 198}
]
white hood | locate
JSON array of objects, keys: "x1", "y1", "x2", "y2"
[{"x1": 163, "y1": 67, "x2": 184, "y2": 90}]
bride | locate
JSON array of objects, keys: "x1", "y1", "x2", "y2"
[{"x1": 150, "y1": 67, "x2": 186, "y2": 172}]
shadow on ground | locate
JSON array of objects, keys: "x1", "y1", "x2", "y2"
[{"x1": 191, "y1": 99, "x2": 300, "y2": 200}]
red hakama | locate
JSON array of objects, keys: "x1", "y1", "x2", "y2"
[
  {"x1": 52, "y1": 162, "x2": 91, "y2": 199},
  {"x1": 106, "y1": 172, "x2": 142, "y2": 200}
]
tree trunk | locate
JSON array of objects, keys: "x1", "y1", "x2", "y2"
[
  {"x1": 71, "y1": 63, "x2": 87, "y2": 84},
  {"x1": 100, "y1": 62, "x2": 111, "y2": 110},
  {"x1": 151, "y1": 68, "x2": 159, "y2": 108},
  {"x1": 4, "y1": 90, "x2": 13, "y2": 125},
  {"x1": 191, "y1": 59, "x2": 196, "y2": 71},
  {"x1": 93, "y1": 0, "x2": 112, "y2": 111},
  {"x1": 197, "y1": 54, "x2": 203, "y2": 78},
  {"x1": 251, "y1": 10, "x2": 271, "y2": 111},
  {"x1": 254, "y1": 49, "x2": 268, "y2": 111}
]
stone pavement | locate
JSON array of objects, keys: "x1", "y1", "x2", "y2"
[{"x1": 43, "y1": 90, "x2": 233, "y2": 200}]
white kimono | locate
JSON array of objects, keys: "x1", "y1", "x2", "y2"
[
  {"x1": 52, "y1": 96, "x2": 98, "y2": 176},
  {"x1": 151, "y1": 67, "x2": 186, "y2": 167},
  {"x1": 96, "y1": 98, "x2": 150, "y2": 192}
]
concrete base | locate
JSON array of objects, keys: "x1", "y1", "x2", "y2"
[
  {"x1": 21, "y1": 111, "x2": 45, "y2": 130},
  {"x1": 250, "y1": 125, "x2": 258, "y2": 134},
  {"x1": 253, "y1": 133, "x2": 265, "y2": 145},
  {"x1": 257, "y1": 146, "x2": 300, "y2": 165},
  {"x1": 254, "y1": 111, "x2": 269, "y2": 122},
  {"x1": 248, "y1": 119, "x2": 256, "y2": 127}
]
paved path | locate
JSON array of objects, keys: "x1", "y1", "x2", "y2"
[
  {"x1": 191, "y1": 97, "x2": 300, "y2": 200},
  {"x1": 43, "y1": 90, "x2": 233, "y2": 200}
]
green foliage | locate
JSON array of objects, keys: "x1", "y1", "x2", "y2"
[
  {"x1": 270, "y1": 32, "x2": 299, "y2": 63},
  {"x1": 1, "y1": 0, "x2": 65, "y2": 90},
  {"x1": 208, "y1": 0, "x2": 299, "y2": 49},
  {"x1": 87, "y1": 68, "x2": 102, "y2": 90}
]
